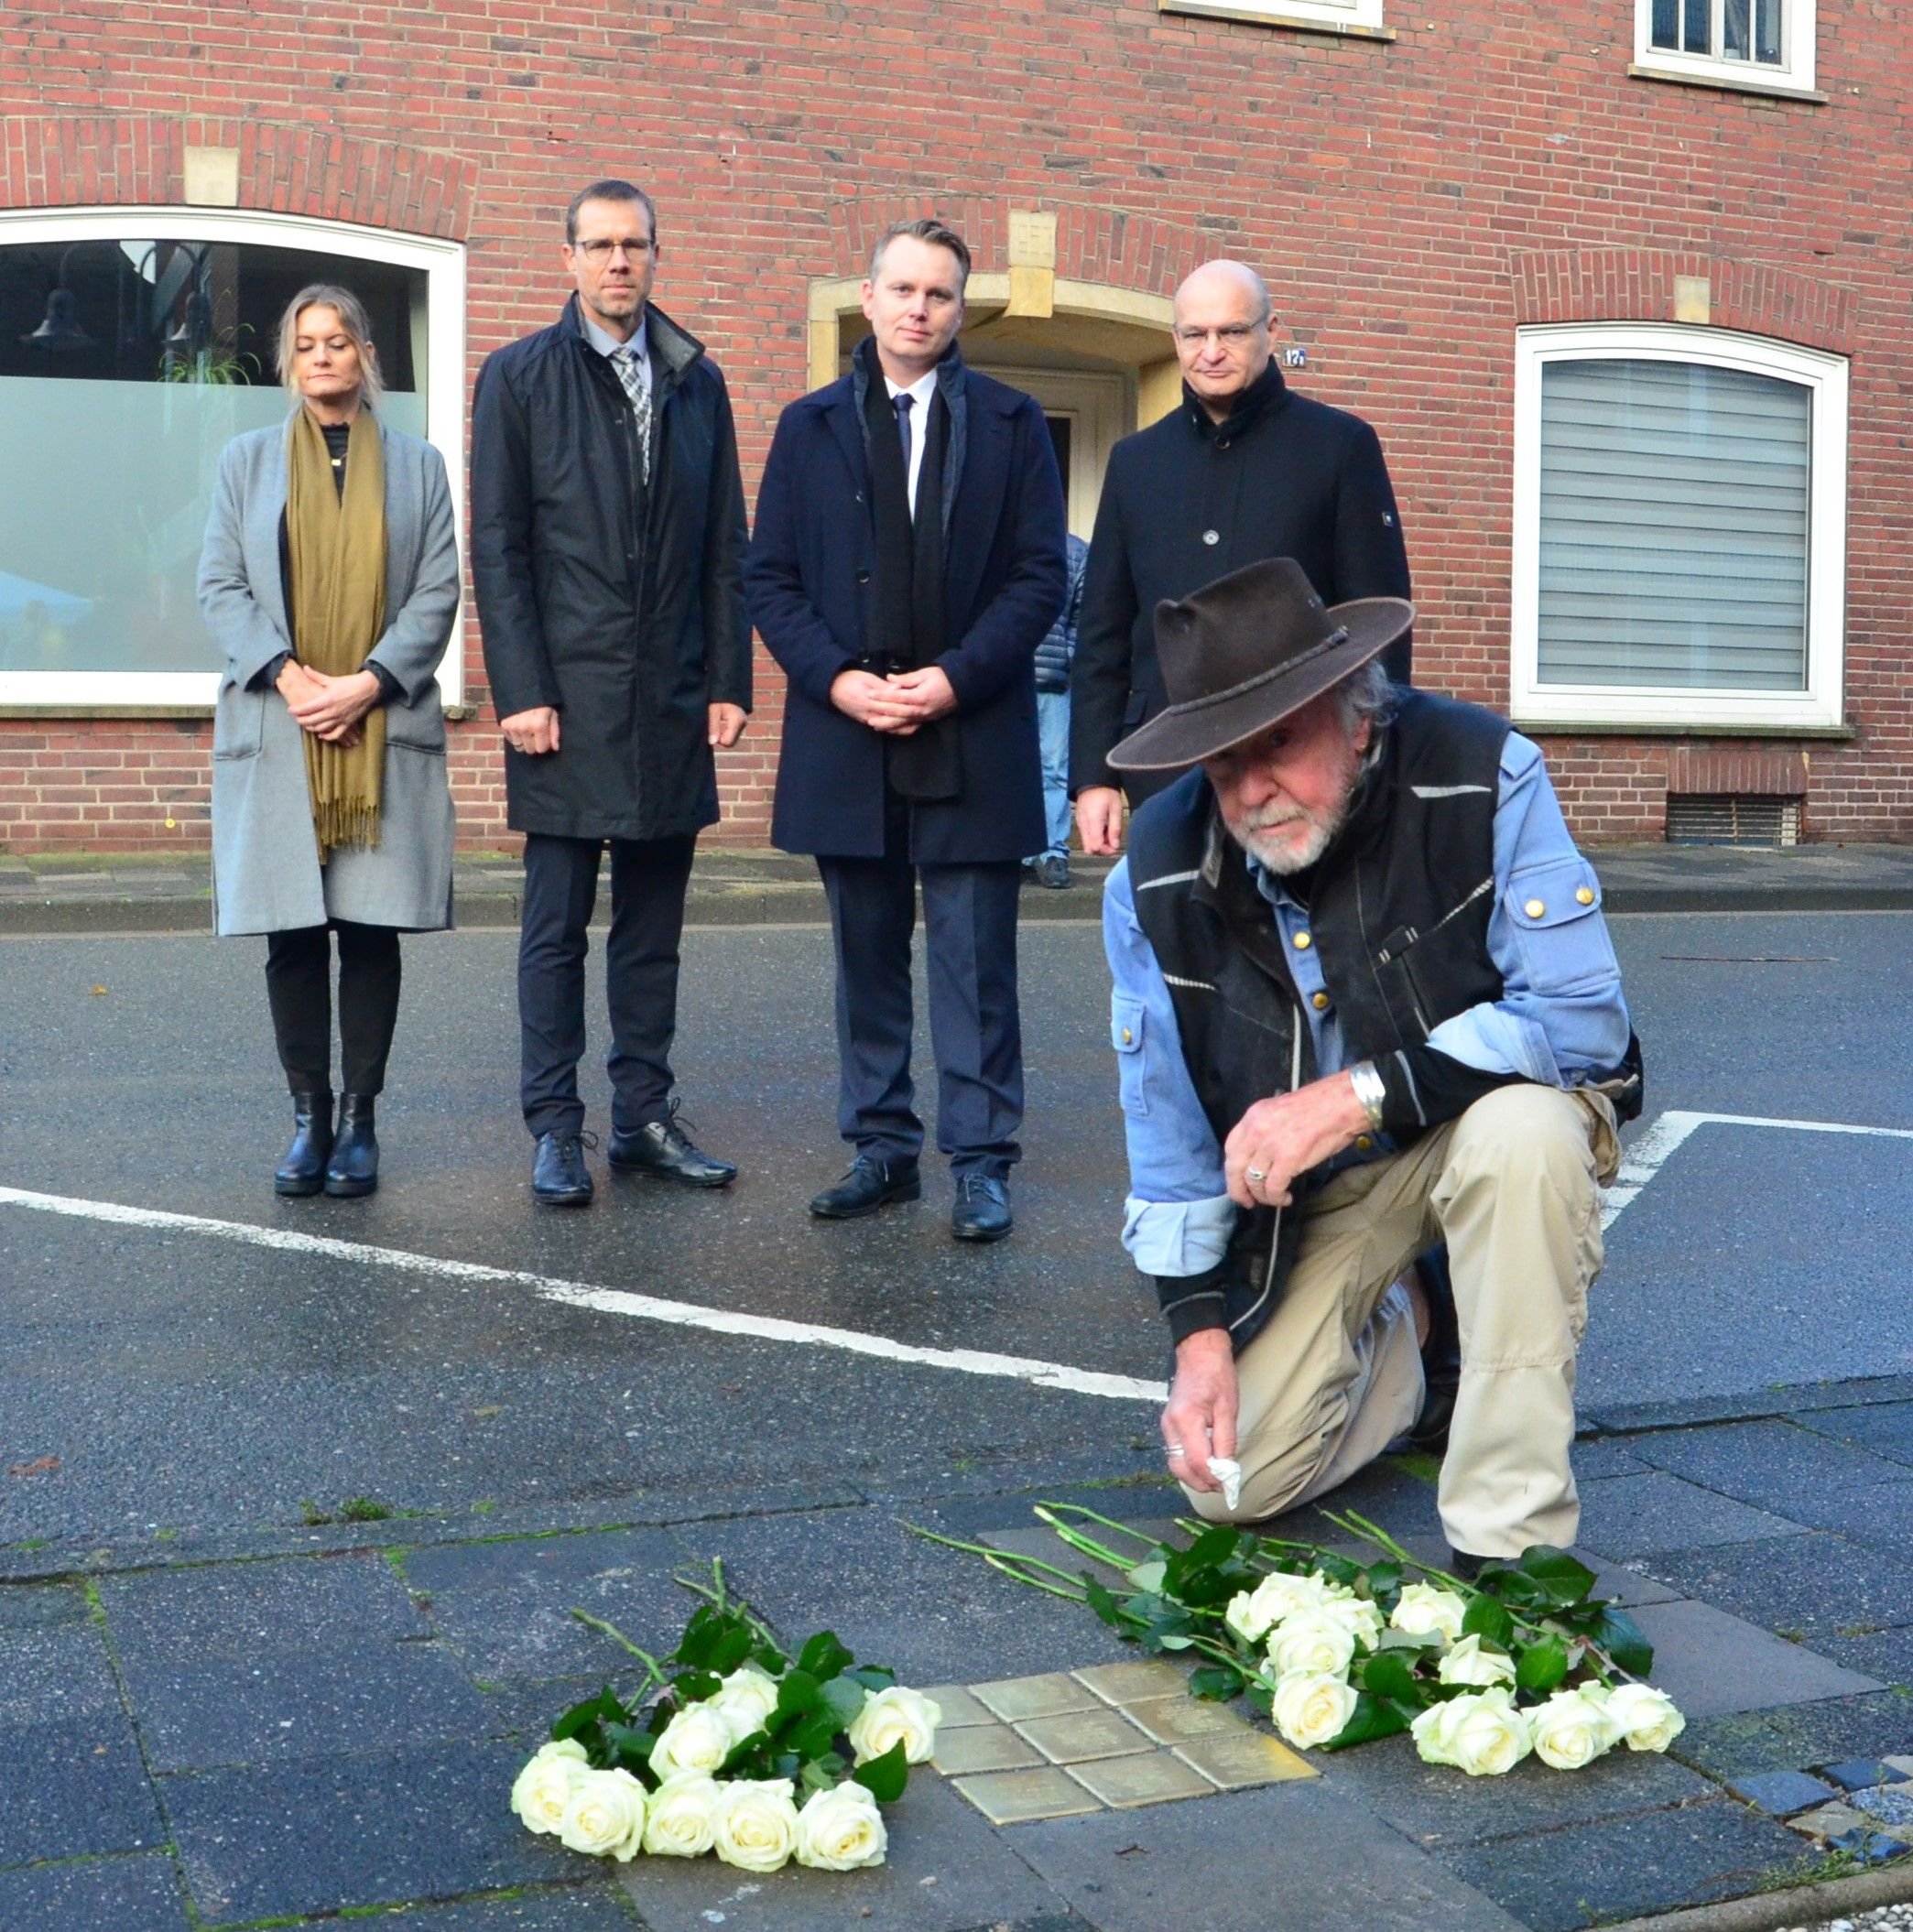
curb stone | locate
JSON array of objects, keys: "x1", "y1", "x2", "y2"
[{"x1": 1596, "y1": 1862, "x2": 1913, "y2": 1932}]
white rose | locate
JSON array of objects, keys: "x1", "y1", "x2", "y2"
[
  {"x1": 712, "y1": 1777, "x2": 800, "y2": 1873},
  {"x1": 509, "y1": 1737, "x2": 589, "y2": 1834},
  {"x1": 1316, "y1": 1594, "x2": 1385, "y2": 1648},
  {"x1": 1437, "y1": 1634, "x2": 1516, "y2": 1688},
  {"x1": 846, "y1": 1686, "x2": 941, "y2": 1765},
  {"x1": 650, "y1": 1701, "x2": 739, "y2": 1780},
  {"x1": 1409, "y1": 1696, "x2": 1468, "y2": 1767},
  {"x1": 1269, "y1": 1670, "x2": 1359, "y2": 1750},
  {"x1": 1601, "y1": 1682, "x2": 1687, "y2": 1753},
  {"x1": 642, "y1": 1773, "x2": 723, "y2": 1858},
  {"x1": 709, "y1": 1664, "x2": 782, "y2": 1738},
  {"x1": 1225, "y1": 1588, "x2": 1275, "y2": 1644},
  {"x1": 1390, "y1": 1583, "x2": 1469, "y2": 1645},
  {"x1": 794, "y1": 1780, "x2": 889, "y2": 1871},
  {"x1": 1266, "y1": 1608, "x2": 1358, "y2": 1681},
  {"x1": 1229, "y1": 1570, "x2": 1339, "y2": 1643},
  {"x1": 1529, "y1": 1687, "x2": 1620, "y2": 1771},
  {"x1": 1440, "y1": 1689, "x2": 1533, "y2": 1776},
  {"x1": 557, "y1": 1765, "x2": 648, "y2": 1861}
]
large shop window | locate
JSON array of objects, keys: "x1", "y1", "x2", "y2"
[
  {"x1": 1510, "y1": 325, "x2": 1848, "y2": 732},
  {"x1": 1632, "y1": 0, "x2": 1817, "y2": 95},
  {"x1": 0, "y1": 211, "x2": 465, "y2": 709}
]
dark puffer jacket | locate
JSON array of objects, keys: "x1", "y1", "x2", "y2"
[{"x1": 471, "y1": 296, "x2": 751, "y2": 841}]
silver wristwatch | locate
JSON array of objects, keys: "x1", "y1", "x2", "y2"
[{"x1": 1348, "y1": 1059, "x2": 1387, "y2": 1132}]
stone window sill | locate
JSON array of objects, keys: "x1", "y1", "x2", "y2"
[
  {"x1": 1628, "y1": 60, "x2": 1827, "y2": 104},
  {"x1": 1158, "y1": 0, "x2": 1395, "y2": 38}
]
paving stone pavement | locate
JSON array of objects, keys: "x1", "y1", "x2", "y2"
[{"x1": 5, "y1": 1394, "x2": 1913, "y2": 1929}]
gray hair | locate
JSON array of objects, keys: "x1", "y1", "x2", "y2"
[
  {"x1": 565, "y1": 179, "x2": 658, "y2": 248},
  {"x1": 276, "y1": 284, "x2": 385, "y2": 407},
  {"x1": 869, "y1": 217, "x2": 972, "y2": 296},
  {"x1": 1331, "y1": 658, "x2": 1399, "y2": 737}
]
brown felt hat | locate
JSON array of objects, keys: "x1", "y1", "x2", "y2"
[{"x1": 1106, "y1": 557, "x2": 1414, "y2": 772}]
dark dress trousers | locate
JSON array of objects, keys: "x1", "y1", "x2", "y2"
[
  {"x1": 745, "y1": 343, "x2": 1067, "y2": 1174},
  {"x1": 1070, "y1": 364, "x2": 1413, "y2": 804},
  {"x1": 472, "y1": 297, "x2": 751, "y2": 1137}
]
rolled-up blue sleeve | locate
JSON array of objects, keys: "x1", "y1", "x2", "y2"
[
  {"x1": 1423, "y1": 734, "x2": 1632, "y2": 1086},
  {"x1": 1102, "y1": 859, "x2": 1237, "y2": 1275}
]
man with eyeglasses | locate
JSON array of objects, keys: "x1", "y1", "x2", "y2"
[
  {"x1": 1071, "y1": 259, "x2": 1413, "y2": 856},
  {"x1": 472, "y1": 179, "x2": 751, "y2": 1207}
]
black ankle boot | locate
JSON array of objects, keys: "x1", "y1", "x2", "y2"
[
  {"x1": 324, "y1": 1094, "x2": 379, "y2": 1199},
  {"x1": 275, "y1": 1091, "x2": 334, "y2": 1197}
]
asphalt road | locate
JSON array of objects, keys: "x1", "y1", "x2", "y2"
[{"x1": 2, "y1": 911, "x2": 1908, "y2": 1548}]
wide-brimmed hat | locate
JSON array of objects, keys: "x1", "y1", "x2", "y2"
[{"x1": 1107, "y1": 557, "x2": 1414, "y2": 772}]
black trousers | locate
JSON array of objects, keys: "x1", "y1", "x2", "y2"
[
  {"x1": 265, "y1": 920, "x2": 403, "y2": 1096},
  {"x1": 815, "y1": 793, "x2": 1023, "y2": 1178},
  {"x1": 517, "y1": 832, "x2": 696, "y2": 1140}
]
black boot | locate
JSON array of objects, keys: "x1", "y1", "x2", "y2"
[
  {"x1": 324, "y1": 1094, "x2": 379, "y2": 1199},
  {"x1": 275, "y1": 1091, "x2": 333, "y2": 1198}
]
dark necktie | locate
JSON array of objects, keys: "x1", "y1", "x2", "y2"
[
  {"x1": 895, "y1": 394, "x2": 915, "y2": 512},
  {"x1": 612, "y1": 345, "x2": 652, "y2": 483}
]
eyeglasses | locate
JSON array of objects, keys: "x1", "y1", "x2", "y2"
[
  {"x1": 1173, "y1": 323, "x2": 1261, "y2": 349},
  {"x1": 574, "y1": 238, "x2": 652, "y2": 262}
]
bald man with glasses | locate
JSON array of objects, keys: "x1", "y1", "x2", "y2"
[{"x1": 1071, "y1": 259, "x2": 1414, "y2": 853}]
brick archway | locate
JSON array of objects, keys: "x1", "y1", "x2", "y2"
[
  {"x1": 1511, "y1": 246, "x2": 1857, "y2": 354},
  {"x1": 0, "y1": 114, "x2": 475, "y2": 239}
]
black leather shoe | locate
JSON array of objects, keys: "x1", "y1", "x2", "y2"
[
  {"x1": 951, "y1": 1174, "x2": 1013, "y2": 1243},
  {"x1": 1034, "y1": 852, "x2": 1071, "y2": 890},
  {"x1": 1448, "y1": 1548, "x2": 1490, "y2": 1581},
  {"x1": 1408, "y1": 1247, "x2": 1462, "y2": 1454},
  {"x1": 323, "y1": 1093, "x2": 379, "y2": 1199},
  {"x1": 275, "y1": 1090, "x2": 333, "y2": 1197},
  {"x1": 608, "y1": 1105, "x2": 736, "y2": 1188},
  {"x1": 532, "y1": 1129, "x2": 595, "y2": 1207},
  {"x1": 809, "y1": 1156, "x2": 920, "y2": 1220}
]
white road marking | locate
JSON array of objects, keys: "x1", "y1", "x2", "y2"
[
  {"x1": 1601, "y1": 1109, "x2": 1913, "y2": 1230},
  {"x1": 0, "y1": 1185, "x2": 1168, "y2": 1405}
]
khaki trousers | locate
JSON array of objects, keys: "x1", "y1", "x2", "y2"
[{"x1": 1184, "y1": 1084, "x2": 1620, "y2": 1558}]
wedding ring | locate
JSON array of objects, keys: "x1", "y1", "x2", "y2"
[
  {"x1": 1165, "y1": 1442, "x2": 1185, "y2": 1458},
  {"x1": 1245, "y1": 1167, "x2": 1266, "y2": 1182}
]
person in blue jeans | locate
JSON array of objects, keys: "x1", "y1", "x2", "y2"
[{"x1": 1028, "y1": 531, "x2": 1089, "y2": 888}]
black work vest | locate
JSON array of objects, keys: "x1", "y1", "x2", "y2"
[{"x1": 1126, "y1": 689, "x2": 1509, "y2": 1347}]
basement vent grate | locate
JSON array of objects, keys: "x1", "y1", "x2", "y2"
[{"x1": 1666, "y1": 794, "x2": 1800, "y2": 849}]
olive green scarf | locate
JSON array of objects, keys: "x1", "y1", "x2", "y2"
[{"x1": 286, "y1": 407, "x2": 386, "y2": 856}]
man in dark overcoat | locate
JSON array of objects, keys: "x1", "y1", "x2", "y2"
[
  {"x1": 472, "y1": 179, "x2": 751, "y2": 1207},
  {"x1": 1071, "y1": 259, "x2": 1413, "y2": 855},
  {"x1": 746, "y1": 217, "x2": 1067, "y2": 1242}
]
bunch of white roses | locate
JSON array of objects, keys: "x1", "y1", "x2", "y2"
[
  {"x1": 1225, "y1": 1568, "x2": 1683, "y2": 1773},
  {"x1": 510, "y1": 1667, "x2": 943, "y2": 1872}
]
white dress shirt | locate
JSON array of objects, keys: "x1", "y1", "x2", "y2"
[{"x1": 885, "y1": 367, "x2": 939, "y2": 517}]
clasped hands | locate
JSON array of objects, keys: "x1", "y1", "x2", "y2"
[
  {"x1": 277, "y1": 660, "x2": 380, "y2": 746},
  {"x1": 1164, "y1": 1071, "x2": 1373, "y2": 1498},
  {"x1": 828, "y1": 666, "x2": 957, "y2": 736}
]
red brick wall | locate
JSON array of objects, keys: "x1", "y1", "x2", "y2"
[{"x1": 2, "y1": 0, "x2": 1908, "y2": 851}]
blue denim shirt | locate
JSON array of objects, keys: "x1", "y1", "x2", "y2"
[{"x1": 1104, "y1": 731, "x2": 1631, "y2": 1276}]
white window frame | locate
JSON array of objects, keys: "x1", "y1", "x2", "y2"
[
  {"x1": 0, "y1": 205, "x2": 467, "y2": 710},
  {"x1": 1158, "y1": 0, "x2": 1386, "y2": 38},
  {"x1": 1510, "y1": 322, "x2": 1847, "y2": 732},
  {"x1": 1631, "y1": 0, "x2": 1817, "y2": 97}
]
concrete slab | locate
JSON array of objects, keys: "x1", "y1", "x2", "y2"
[
  {"x1": 0, "y1": 1620, "x2": 123, "y2": 1727},
  {"x1": 1012, "y1": 1779, "x2": 1529, "y2": 1931},
  {"x1": 0, "y1": 1580, "x2": 89, "y2": 1630},
  {"x1": 1673, "y1": 1692, "x2": 1913, "y2": 1779},
  {"x1": 1793, "y1": 1401, "x2": 1913, "y2": 1470},
  {"x1": 1646, "y1": 1532, "x2": 1913, "y2": 1641},
  {"x1": 163, "y1": 1739, "x2": 574, "y2": 1922},
  {"x1": 1629, "y1": 1598, "x2": 1885, "y2": 1719},
  {"x1": 1726, "y1": 1769, "x2": 1842, "y2": 1817},
  {"x1": 0, "y1": 1717, "x2": 165, "y2": 1865},
  {"x1": 615, "y1": 1770, "x2": 1076, "y2": 1932},
  {"x1": 1575, "y1": 1471, "x2": 1808, "y2": 1559},
  {"x1": 1440, "y1": 1798, "x2": 1809, "y2": 1931},
  {"x1": 365, "y1": 1886, "x2": 646, "y2": 1927},
  {"x1": 1629, "y1": 1419, "x2": 1913, "y2": 1511},
  {"x1": 0, "y1": 1853, "x2": 190, "y2": 1931}
]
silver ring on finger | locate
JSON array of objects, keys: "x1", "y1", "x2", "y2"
[
  {"x1": 1245, "y1": 1167, "x2": 1266, "y2": 1183},
  {"x1": 1165, "y1": 1442, "x2": 1185, "y2": 1459}
]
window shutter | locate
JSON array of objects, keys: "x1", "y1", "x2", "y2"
[{"x1": 1536, "y1": 358, "x2": 1810, "y2": 691}]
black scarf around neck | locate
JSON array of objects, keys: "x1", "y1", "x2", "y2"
[{"x1": 862, "y1": 358, "x2": 958, "y2": 801}]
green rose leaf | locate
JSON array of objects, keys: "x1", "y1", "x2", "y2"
[
  {"x1": 852, "y1": 1738, "x2": 909, "y2": 1804},
  {"x1": 1462, "y1": 1595, "x2": 1516, "y2": 1648},
  {"x1": 1514, "y1": 1634, "x2": 1571, "y2": 1696},
  {"x1": 1322, "y1": 1690, "x2": 1411, "y2": 1751},
  {"x1": 1592, "y1": 1608, "x2": 1655, "y2": 1679},
  {"x1": 1316, "y1": 1553, "x2": 1364, "y2": 1590},
  {"x1": 1364, "y1": 1561, "x2": 1403, "y2": 1600},
  {"x1": 552, "y1": 1686, "x2": 625, "y2": 1743},
  {"x1": 1516, "y1": 1547, "x2": 1598, "y2": 1608},
  {"x1": 843, "y1": 1664, "x2": 896, "y2": 1692},
  {"x1": 709, "y1": 1624, "x2": 756, "y2": 1676},
  {"x1": 1189, "y1": 1663, "x2": 1245, "y2": 1701},
  {"x1": 604, "y1": 1720, "x2": 657, "y2": 1772},
  {"x1": 1083, "y1": 1577, "x2": 1126, "y2": 1631},
  {"x1": 672, "y1": 1668, "x2": 722, "y2": 1705},
  {"x1": 774, "y1": 1668, "x2": 822, "y2": 1720},
  {"x1": 1245, "y1": 1677, "x2": 1275, "y2": 1718},
  {"x1": 1125, "y1": 1558, "x2": 1168, "y2": 1592},
  {"x1": 1359, "y1": 1651, "x2": 1419, "y2": 1703},
  {"x1": 672, "y1": 1604, "x2": 736, "y2": 1669},
  {"x1": 799, "y1": 1631, "x2": 855, "y2": 1683},
  {"x1": 799, "y1": 1756, "x2": 840, "y2": 1795},
  {"x1": 820, "y1": 1676, "x2": 868, "y2": 1730},
  {"x1": 785, "y1": 1708, "x2": 843, "y2": 1761}
]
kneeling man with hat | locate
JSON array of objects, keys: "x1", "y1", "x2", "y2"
[{"x1": 1104, "y1": 558, "x2": 1640, "y2": 1568}]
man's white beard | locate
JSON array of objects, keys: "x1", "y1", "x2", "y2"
[{"x1": 1227, "y1": 803, "x2": 1342, "y2": 874}]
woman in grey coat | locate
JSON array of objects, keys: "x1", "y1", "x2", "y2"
[{"x1": 198, "y1": 283, "x2": 459, "y2": 1199}]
